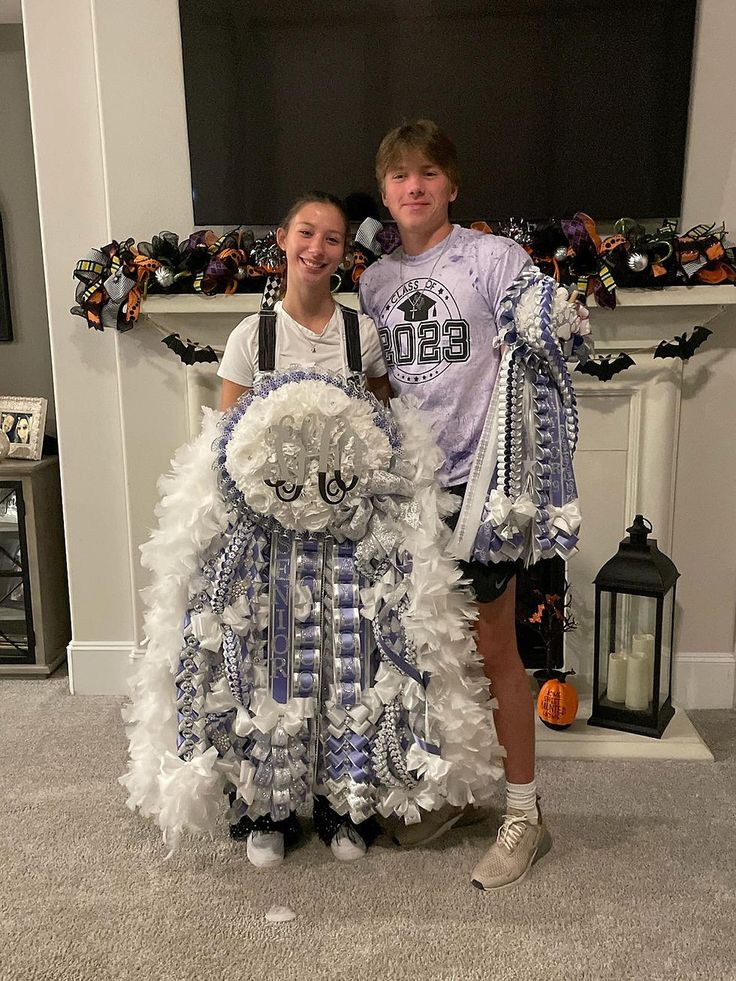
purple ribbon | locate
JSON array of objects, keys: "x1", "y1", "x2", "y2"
[
  {"x1": 269, "y1": 534, "x2": 293, "y2": 704},
  {"x1": 375, "y1": 631, "x2": 430, "y2": 690},
  {"x1": 414, "y1": 736, "x2": 441, "y2": 756}
]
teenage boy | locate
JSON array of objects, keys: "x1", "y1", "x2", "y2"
[{"x1": 360, "y1": 120, "x2": 586, "y2": 891}]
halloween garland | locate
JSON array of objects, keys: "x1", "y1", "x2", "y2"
[{"x1": 71, "y1": 214, "x2": 733, "y2": 375}]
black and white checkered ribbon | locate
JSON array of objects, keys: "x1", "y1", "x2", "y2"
[
  {"x1": 355, "y1": 217, "x2": 383, "y2": 257},
  {"x1": 261, "y1": 274, "x2": 282, "y2": 311}
]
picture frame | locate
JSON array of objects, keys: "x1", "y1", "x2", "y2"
[
  {"x1": 0, "y1": 214, "x2": 12, "y2": 343},
  {"x1": 0, "y1": 397, "x2": 48, "y2": 461}
]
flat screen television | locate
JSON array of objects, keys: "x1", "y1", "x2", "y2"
[{"x1": 179, "y1": 0, "x2": 697, "y2": 226}]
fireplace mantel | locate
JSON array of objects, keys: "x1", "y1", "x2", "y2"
[
  {"x1": 142, "y1": 284, "x2": 736, "y2": 314},
  {"x1": 140, "y1": 285, "x2": 736, "y2": 357}
]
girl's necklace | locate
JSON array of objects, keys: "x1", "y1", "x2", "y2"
[
  {"x1": 283, "y1": 301, "x2": 331, "y2": 353},
  {"x1": 399, "y1": 228, "x2": 453, "y2": 287}
]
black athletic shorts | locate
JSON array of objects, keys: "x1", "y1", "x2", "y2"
[{"x1": 444, "y1": 483, "x2": 519, "y2": 604}]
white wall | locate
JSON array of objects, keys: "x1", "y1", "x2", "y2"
[
  {"x1": 21, "y1": 0, "x2": 193, "y2": 692},
  {"x1": 0, "y1": 23, "x2": 54, "y2": 429},
  {"x1": 19, "y1": 0, "x2": 736, "y2": 704},
  {"x1": 673, "y1": 0, "x2": 736, "y2": 705}
]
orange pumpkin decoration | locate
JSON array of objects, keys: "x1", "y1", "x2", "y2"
[{"x1": 537, "y1": 671, "x2": 579, "y2": 731}]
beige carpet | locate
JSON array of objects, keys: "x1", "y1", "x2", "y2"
[{"x1": 1, "y1": 671, "x2": 734, "y2": 981}]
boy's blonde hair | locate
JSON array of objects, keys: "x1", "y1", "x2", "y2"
[{"x1": 375, "y1": 120, "x2": 460, "y2": 192}]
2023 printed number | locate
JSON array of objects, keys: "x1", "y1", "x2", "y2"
[{"x1": 378, "y1": 319, "x2": 470, "y2": 367}]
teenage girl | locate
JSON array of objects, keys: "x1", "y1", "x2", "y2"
[{"x1": 217, "y1": 193, "x2": 391, "y2": 867}]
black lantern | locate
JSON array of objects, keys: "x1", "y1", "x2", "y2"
[{"x1": 588, "y1": 515, "x2": 679, "y2": 738}]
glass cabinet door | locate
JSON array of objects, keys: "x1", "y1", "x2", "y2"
[{"x1": 0, "y1": 483, "x2": 34, "y2": 664}]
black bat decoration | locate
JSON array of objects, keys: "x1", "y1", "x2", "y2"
[
  {"x1": 654, "y1": 326, "x2": 712, "y2": 361},
  {"x1": 162, "y1": 333, "x2": 219, "y2": 366},
  {"x1": 575, "y1": 353, "x2": 635, "y2": 381}
]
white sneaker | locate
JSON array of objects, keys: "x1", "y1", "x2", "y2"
[
  {"x1": 330, "y1": 824, "x2": 367, "y2": 862},
  {"x1": 470, "y1": 803, "x2": 552, "y2": 892},
  {"x1": 246, "y1": 831, "x2": 285, "y2": 869}
]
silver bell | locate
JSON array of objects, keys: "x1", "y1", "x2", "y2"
[{"x1": 627, "y1": 252, "x2": 649, "y2": 272}]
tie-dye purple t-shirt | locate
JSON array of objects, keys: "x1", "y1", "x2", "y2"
[{"x1": 359, "y1": 224, "x2": 531, "y2": 486}]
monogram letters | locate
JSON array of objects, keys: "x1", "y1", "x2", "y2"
[{"x1": 264, "y1": 413, "x2": 368, "y2": 505}]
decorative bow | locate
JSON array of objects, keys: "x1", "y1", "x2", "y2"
[
  {"x1": 547, "y1": 502, "x2": 582, "y2": 538},
  {"x1": 675, "y1": 223, "x2": 736, "y2": 284},
  {"x1": 354, "y1": 217, "x2": 384, "y2": 257},
  {"x1": 376, "y1": 224, "x2": 402, "y2": 255},
  {"x1": 405, "y1": 742, "x2": 452, "y2": 783},
  {"x1": 354, "y1": 216, "x2": 401, "y2": 263},
  {"x1": 205, "y1": 679, "x2": 316, "y2": 736},
  {"x1": 216, "y1": 757, "x2": 257, "y2": 806},
  {"x1": 234, "y1": 690, "x2": 316, "y2": 737},
  {"x1": 124, "y1": 254, "x2": 162, "y2": 323},
  {"x1": 188, "y1": 230, "x2": 244, "y2": 294},
  {"x1": 198, "y1": 247, "x2": 249, "y2": 296},
  {"x1": 247, "y1": 230, "x2": 286, "y2": 277},
  {"x1": 71, "y1": 239, "x2": 138, "y2": 331},
  {"x1": 377, "y1": 785, "x2": 441, "y2": 825},
  {"x1": 482, "y1": 489, "x2": 537, "y2": 535},
  {"x1": 561, "y1": 212, "x2": 616, "y2": 309},
  {"x1": 523, "y1": 220, "x2": 572, "y2": 283}
]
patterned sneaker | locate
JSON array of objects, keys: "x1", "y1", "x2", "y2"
[
  {"x1": 393, "y1": 802, "x2": 493, "y2": 849},
  {"x1": 330, "y1": 824, "x2": 367, "y2": 862},
  {"x1": 246, "y1": 831, "x2": 285, "y2": 869},
  {"x1": 470, "y1": 804, "x2": 552, "y2": 892}
]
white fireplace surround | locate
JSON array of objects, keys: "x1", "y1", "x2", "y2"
[
  {"x1": 68, "y1": 288, "x2": 736, "y2": 710},
  {"x1": 18, "y1": 1, "x2": 736, "y2": 709}
]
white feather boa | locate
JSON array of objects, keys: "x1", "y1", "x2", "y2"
[
  {"x1": 371, "y1": 397, "x2": 504, "y2": 822},
  {"x1": 119, "y1": 408, "x2": 230, "y2": 849}
]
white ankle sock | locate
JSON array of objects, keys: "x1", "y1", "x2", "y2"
[{"x1": 505, "y1": 780, "x2": 538, "y2": 823}]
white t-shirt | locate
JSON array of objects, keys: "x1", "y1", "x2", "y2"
[
  {"x1": 359, "y1": 225, "x2": 531, "y2": 485},
  {"x1": 217, "y1": 301, "x2": 387, "y2": 388}
]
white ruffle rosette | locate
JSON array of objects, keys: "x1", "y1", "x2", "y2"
[{"x1": 224, "y1": 378, "x2": 393, "y2": 533}]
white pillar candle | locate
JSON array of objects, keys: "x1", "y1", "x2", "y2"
[
  {"x1": 632, "y1": 632, "x2": 656, "y2": 696},
  {"x1": 625, "y1": 650, "x2": 650, "y2": 711},
  {"x1": 607, "y1": 652, "x2": 628, "y2": 703}
]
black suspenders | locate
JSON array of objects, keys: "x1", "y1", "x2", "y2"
[
  {"x1": 341, "y1": 307, "x2": 363, "y2": 375},
  {"x1": 257, "y1": 305, "x2": 363, "y2": 376},
  {"x1": 258, "y1": 309, "x2": 277, "y2": 372}
]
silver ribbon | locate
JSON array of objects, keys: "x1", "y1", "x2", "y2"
[{"x1": 448, "y1": 379, "x2": 502, "y2": 561}]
